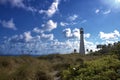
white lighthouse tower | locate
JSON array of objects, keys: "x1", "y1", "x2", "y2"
[{"x1": 79, "y1": 28, "x2": 85, "y2": 54}]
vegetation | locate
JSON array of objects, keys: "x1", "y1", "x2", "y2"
[
  {"x1": 61, "y1": 54, "x2": 120, "y2": 80},
  {"x1": 0, "y1": 41, "x2": 120, "y2": 80}
]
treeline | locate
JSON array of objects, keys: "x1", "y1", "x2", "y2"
[{"x1": 89, "y1": 41, "x2": 120, "y2": 55}]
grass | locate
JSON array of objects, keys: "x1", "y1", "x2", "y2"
[{"x1": 0, "y1": 53, "x2": 119, "y2": 80}]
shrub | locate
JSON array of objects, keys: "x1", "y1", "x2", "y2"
[{"x1": 61, "y1": 54, "x2": 120, "y2": 80}]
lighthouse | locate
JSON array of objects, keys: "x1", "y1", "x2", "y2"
[{"x1": 79, "y1": 28, "x2": 85, "y2": 54}]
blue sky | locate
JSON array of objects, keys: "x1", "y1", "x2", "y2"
[{"x1": 0, "y1": 0, "x2": 120, "y2": 55}]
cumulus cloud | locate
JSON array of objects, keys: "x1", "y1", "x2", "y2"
[
  {"x1": 33, "y1": 27, "x2": 43, "y2": 33},
  {"x1": 99, "y1": 30, "x2": 120, "y2": 40},
  {"x1": 63, "y1": 28, "x2": 90, "y2": 39},
  {"x1": 1, "y1": 28, "x2": 95, "y2": 55},
  {"x1": 39, "y1": 0, "x2": 60, "y2": 17},
  {"x1": 3, "y1": 37, "x2": 97, "y2": 55},
  {"x1": 24, "y1": 6, "x2": 37, "y2": 12},
  {"x1": 8, "y1": 29, "x2": 55, "y2": 43},
  {"x1": 68, "y1": 14, "x2": 78, "y2": 21},
  {"x1": 63, "y1": 28, "x2": 73, "y2": 38},
  {"x1": 7, "y1": 31, "x2": 33, "y2": 42},
  {"x1": 1, "y1": 30, "x2": 55, "y2": 55},
  {"x1": 42, "y1": 20, "x2": 57, "y2": 31},
  {"x1": 84, "y1": 33, "x2": 90, "y2": 38},
  {"x1": 41, "y1": 33, "x2": 54, "y2": 41},
  {"x1": 23, "y1": 31, "x2": 33, "y2": 42},
  {"x1": 0, "y1": 18, "x2": 17, "y2": 30},
  {"x1": 72, "y1": 28, "x2": 80, "y2": 38},
  {"x1": 33, "y1": 20, "x2": 57, "y2": 33},
  {"x1": 49, "y1": 39, "x2": 78, "y2": 53},
  {"x1": 51, "y1": 39, "x2": 97, "y2": 54}
]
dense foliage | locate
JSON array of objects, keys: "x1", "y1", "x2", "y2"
[
  {"x1": 61, "y1": 41, "x2": 120, "y2": 80},
  {"x1": 61, "y1": 54, "x2": 120, "y2": 80}
]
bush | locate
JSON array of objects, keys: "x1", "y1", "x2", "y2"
[{"x1": 61, "y1": 54, "x2": 120, "y2": 80}]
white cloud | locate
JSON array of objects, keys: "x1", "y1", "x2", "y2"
[
  {"x1": 39, "y1": 0, "x2": 60, "y2": 17},
  {"x1": 2, "y1": 30, "x2": 56, "y2": 55},
  {"x1": 105, "y1": 40, "x2": 117, "y2": 44},
  {"x1": 72, "y1": 28, "x2": 80, "y2": 39},
  {"x1": 42, "y1": 20, "x2": 57, "y2": 31},
  {"x1": 63, "y1": 28, "x2": 73, "y2": 38},
  {"x1": 1, "y1": 28, "x2": 95, "y2": 55},
  {"x1": 33, "y1": 27, "x2": 43, "y2": 33},
  {"x1": 60, "y1": 22, "x2": 69, "y2": 27},
  {"x1": 33, "y1": 20, "x2": 57, "y2": 33},
  {"x1": 99, "y1": 30, "x2": 120, "y2": 45},
  {"x1": 84, "y1": 33, "x2": 90, "y2": 38},
  {"x1": 103, "y1": 9, "x2": 111, "y2": 14},
  {"x1": 63, "y1": 28, "x2": 90, "y2": 39},
  {"x1": 60, "y1": 21, "x2": 77, "y2": 27},
  {"x1": 95, "y1": 9, "x2": 100, "y2": 14},
  {"x1": 99, "y1": 30, "x2": 120, "y2": 40},
  {"x1": 68, "y1": 14, "x2": 78, "y2": 21},
  {"x1": 41, "y1": 33, "x2": 54, "y2": 41},
  {"x1": 95, "y1": 9, "x2": 111, "y2": 15},
  {"x1": 51, "y1": 39, "x2": 97, "y2": 54},
  {"x1": 8, "y1": 30, "x2": 54, "y2": 43},
  {"x1": 0, "y1": 18, "x2": 17, "y2": 30},
  {"x1": 23, "y1": 31, "x2": 33, "y2": 42},
  {"x1": 50, "y1": 39, "x2": 78, "y2": 53},
  {"x1": 24, "y1": 6, "x2": 37, "y2": 12},
  {"x1": 85, "y1": 40, "x2": 98, "y2": 52},
  {"x1": 3, "y1": 36, "x2": 97, "y2": 55}
]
